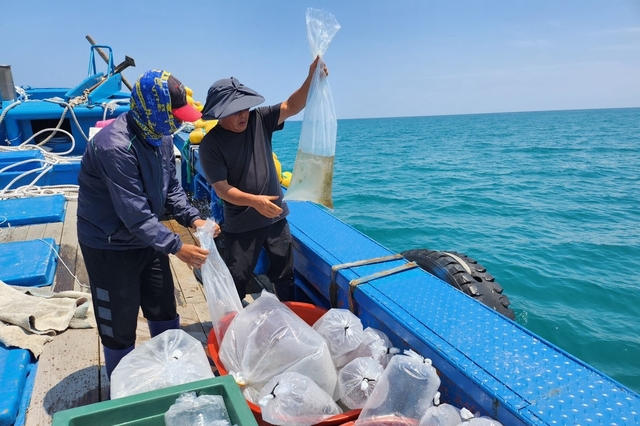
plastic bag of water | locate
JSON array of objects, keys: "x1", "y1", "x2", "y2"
[
  {"x1": 283, "y1": 8, "x2": 340, "y2": 209},
  {"x1": 110, "y1": 329, "x2": 214, "y2": 399},
  {"x1": 312, "y1": 308, "x2": 364, "y2": 363},
  {"x1": 357, "y1": 350, "x2": 441, "y2": 423},
  {"x1": 219, "y1": 291, "x2": 337, "y2": 402},
  {"x1": 337, "y1": 357, "x2": 385, "y2": 409},
  {"x1": 419, "y1": 403, "x2": 463, "y2": 426},
  {"x1": 195, "y1": 218, "x2": 243, "y2": 345},
  {"x1": 335, "y1": 326, "x2": 399, "y2": 369},
  {"x1": 258, "y1": 371, "x2": 342, "y2": 426},
  {"x1": 165, "y1": 391, "x2": 235, "y2": 426}
]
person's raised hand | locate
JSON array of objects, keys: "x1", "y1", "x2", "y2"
[{"x1": 309, "y1": 56, "x2": 329, "y2": 78}]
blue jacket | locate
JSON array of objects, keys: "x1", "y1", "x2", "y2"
[{"x1": 77, "y1": 112, "x2": 200, "y2": 255}]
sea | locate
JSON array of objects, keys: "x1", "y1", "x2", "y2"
[{"x1": 271, "y1": 107, "x2": 640, "y2": 394}]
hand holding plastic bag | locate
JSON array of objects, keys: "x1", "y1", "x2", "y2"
[
  {"x1": 284, "y1": 8, "x2": 340, "y2": 209},
  {"x1": 195, "y1": 218, "x2": 243, "y2": 345}
]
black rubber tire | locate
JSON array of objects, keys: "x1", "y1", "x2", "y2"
[{"x1": 401, "y1": 249, "x2": 515, "y2": 320}]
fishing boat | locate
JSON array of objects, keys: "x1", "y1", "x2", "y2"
[{"x1": 1, "y1": 42, "x2": 639, "y2": 426}]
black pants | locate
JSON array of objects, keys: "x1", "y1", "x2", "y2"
[
  {"x1": 223, "y1": 219, "x2": 295, "y2": 301},
  {"x1": 79, "y1": 243, "x2": 177, "y2": 350}
]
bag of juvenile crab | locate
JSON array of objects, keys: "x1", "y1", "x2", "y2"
[
  {"x1": 195, "y1": 218, "x2": 243, "y2": 345},
  {"x1": 218, "y1": 291, "x2": 337, "y2": 403},
  {"x1": 258, "y1": 371, "x2": 342, "y2": 426},
  {"x1": 334, "y1": 326, "x2": 399, "y2": 369},
  {"x1": 312, "y1": 308, "x2": 364, "y2": 365},
  {"x1": 355, "y1": 350, "x2": 441, "y2": 424},
  {"x1": 418, "y1": 403, "x2": 463, "y2": 426},
  {"x1": 283, "y1": 8, "x2": 341, "y2": 209},
  {"x1": 337, "y1": 356, "x2": 385, "y2": 410},
  {"x1": 110, "y1": 329, "x2": 214, "y2": 399}
]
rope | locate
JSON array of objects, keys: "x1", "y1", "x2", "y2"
[
  {"x1": 0, "y1": 97, "x2": 94, "y2": 200},
  {"x1": 101, "y1": 99, "x2": 130, "y2": 120},
  {"x1": 0, "y1": 216, "x2": 7, "y2": 242},
  {"x1": 0, "y1": 185, "x2": 79, "y2": 201},
  {"x1": 38, "y1": 238, "x2": 90, "y2": 289}
]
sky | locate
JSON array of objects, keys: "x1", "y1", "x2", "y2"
[{"x1": 3, "y1": 1, "x2": 639, "y2": 119}]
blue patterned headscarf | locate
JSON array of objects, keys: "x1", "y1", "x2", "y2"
[{"x1": 129, "y1": 70, "x2": 180, "y2": 147}]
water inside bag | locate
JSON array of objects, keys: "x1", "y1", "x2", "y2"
[{"x1": 284, "y1": 149, "x2": 334, "y2": 209}]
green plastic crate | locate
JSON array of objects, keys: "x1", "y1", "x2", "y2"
[{"x1": 51, "y1": 375, "x2": 258, "y2": 426}]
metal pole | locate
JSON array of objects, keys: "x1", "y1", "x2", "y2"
[{"x1": 85, "y1": 35, "x2": 133, "y2": 91}]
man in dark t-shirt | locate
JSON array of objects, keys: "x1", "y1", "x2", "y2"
[{"x1": 199, "y1": 56, "x2": 328, "y2": 302}]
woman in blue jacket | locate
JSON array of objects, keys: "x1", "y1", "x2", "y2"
[{"x1": 77, "y1": 70, "x2": 218, "y2": 378}]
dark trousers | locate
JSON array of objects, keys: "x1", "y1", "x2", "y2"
[
  {"x1": 223, "y1": 218, "x2": 295, "y2": 301},
  {"x1": 79, "y1": 243, "x2": 177, "y2": 350}
]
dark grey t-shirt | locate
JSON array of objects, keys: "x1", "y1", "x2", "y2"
[{"x1": 199, "y1": 104, "x2": 288, "y2": 233}]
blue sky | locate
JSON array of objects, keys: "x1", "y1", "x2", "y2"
[{"x1": 4, "y1": 1, "x2": 639, "y2": 119}]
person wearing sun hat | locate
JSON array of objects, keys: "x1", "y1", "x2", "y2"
[
  {"x1": 198, "y1": 56, "x2": 328, "y2": 304},
  {"x1": 77, "y1": 69, "x2": 220, "y2": 379}
]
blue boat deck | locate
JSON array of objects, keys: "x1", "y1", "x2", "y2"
[
  {"x1": 0, "y1": 199, "x2": 214, "y2": 426},
  {"x1": 287, "y1": 201, "x2": 640, "y2": 425}
]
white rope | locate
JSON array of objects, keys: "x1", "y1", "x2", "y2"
[
  {"x1": 0, "y1": 217, "x2": 7, "y2": 242},
  {"x1": 14, "y1": 86, "x2": 28, "y2": 100},
  {"x1": 38, "y1": 238, "x2": 90, "y2": 289},
  {"x1": 0, "y1": 92, "x2": 120, "y2": 200},
  {"x1": 0, "y1": 184, "x2": 79, "y2": 201},
  {"x1": 101, "y1": 99, "x2": 130, "y2": 120}
]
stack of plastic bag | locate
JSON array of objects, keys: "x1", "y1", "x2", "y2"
[
  {"x1": 218, "y1": 291, "x2": 337, "y2": 403},
  {"x1": 195, "y1": 218, "x2": 243, "y2": 345},
  {"x1": 355, "y1": 350, "x2": 441, "y2": 425},
  {"x1": 110, "y1": 329, "x2": 214, "y2": 399},
  {"x1": 258, "y1": 371, "x2": 342, "y2": 426},
  {"x1": 165, "y1": 392, "x2": 235, "y2": 426},
  {"x1": 284, "y1": 8, "x2": 340, "y2": 209}
]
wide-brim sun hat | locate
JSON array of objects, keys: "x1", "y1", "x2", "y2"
[{"x1": 201, "y1": 77, "x2": 265, "y2": 120}]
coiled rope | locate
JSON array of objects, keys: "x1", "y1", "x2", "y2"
[{"x1": 0, "y1": 89, "x2": 128, "y2": 200}]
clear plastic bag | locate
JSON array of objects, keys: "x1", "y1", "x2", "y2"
[
  {"x1": 419, "y1": 403, "x2": 463, "y2": 426},
  {"x1": 218, "y1": 291, "x2": 337, "y2": 402},
  {"x1": 456, "y1": 415, "x2": 504, "y2": 426},
  {"x1": 356, "y1": 350, "x2": 441, "y2": 425},
  {"x1": 283, "y1": 8, "x2": 340, "y2": 209},
  {"x1": 165, "y1": 391, "x2": 234, "y2": 426},
  {"x1": 258, "y1": 371, "x2": 342, "y2": 426},
  {"x1": 312, "y1": 308, "x2": 364, "y2": 363},
  {"x1": 195, "y1": 218, "x2": 243, "y2": 345},
  {"x1": 110, "y1": 329, "x2": 214, "y2": 399},
  {"x1": 337, "y1": 357, "x2": 385, "y2": 410},
  {"x1": 335, "y1": 327, "x2": 399, "y2": 369}
]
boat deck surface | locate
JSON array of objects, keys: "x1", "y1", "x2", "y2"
[{"x1": 3, "y1": 199, "x2": 215, "y2": 426}]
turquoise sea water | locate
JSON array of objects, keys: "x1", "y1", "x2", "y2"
[{"x1": 272, "y1": 107, "x2": 640, "y2": 394}]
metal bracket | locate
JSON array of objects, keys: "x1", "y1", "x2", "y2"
[
  {"x1": 330, "y1": 254, "x2": 405, "y2": 308},
  {"x1": 348, "y1": 261, "x2": 418, "y2": 313}
]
